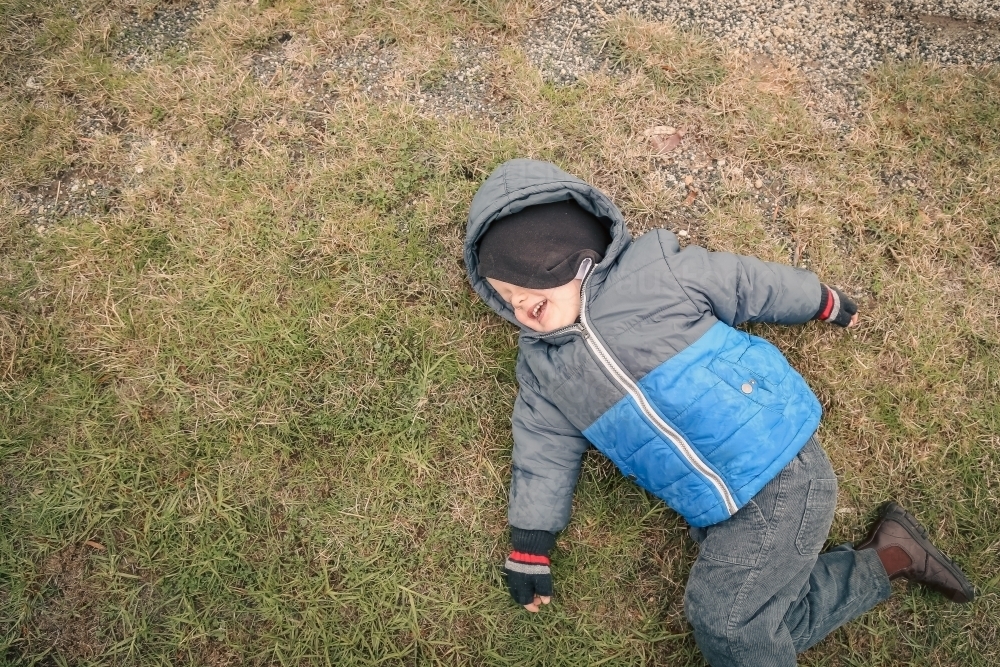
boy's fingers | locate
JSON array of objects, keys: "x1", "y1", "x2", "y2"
[
  {"x1": 523, "y1": 595, "x2": 550, "y2": 613},
  {"x1": 849, "y1": 312, "x2": 859, "y2": 328}
]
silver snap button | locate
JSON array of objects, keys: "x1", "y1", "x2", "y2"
[{"x1": 741, "y1": 382, "x2": 753, "y2": 394}]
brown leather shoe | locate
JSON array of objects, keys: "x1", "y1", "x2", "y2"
[{"x1": 857, "y1": 502, "x2": 975, "y2": 603}]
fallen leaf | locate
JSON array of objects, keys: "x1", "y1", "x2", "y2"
[
  {"x1": 85, "y1": 540, "x2": 106, "y2": 551},
  {"x1": 642, "y1": 125, "x2": 676, "y2": 137},
  {"x1": 650, "y1": 132, "x2": 682, "y2": 154},
  {"x1": 683, "y1": 189, "x2": 698, "y2": 206}
]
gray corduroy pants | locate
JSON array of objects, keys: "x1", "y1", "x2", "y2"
[{"x1": 684, "y1": 436, "x2": 892, "y2": 667}]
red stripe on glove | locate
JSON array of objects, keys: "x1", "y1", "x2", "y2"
[{"x1": 509, "y1": 551, "x2": 551, "y2": 565}]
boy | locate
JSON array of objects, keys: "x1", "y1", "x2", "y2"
[{"x1": 464, "y1": 159, "x2": 974, "y2": 666}]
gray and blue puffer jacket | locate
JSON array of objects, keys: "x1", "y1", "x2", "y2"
[{"x1": 465, "y1": 159, "x2": 824, "y2": 531}]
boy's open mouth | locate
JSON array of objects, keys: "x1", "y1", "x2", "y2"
[{"x1": 531, "y1": 300, "x2": 546, "y2": 321}]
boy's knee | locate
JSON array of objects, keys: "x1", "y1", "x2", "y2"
[
  {"x1": 684, "y1": 586, "x2": 730, "y2": 643},
  {"x1": 684, "y1": 559, "x2": 735, "y2": 635},
  {"x1": 685, "y1": 592, "x2": 737, "y2": 666}
]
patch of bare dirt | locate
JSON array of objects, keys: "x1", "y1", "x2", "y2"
[
  {"x1": 10, "y1": 166, "x2": 122, "y2": 233},
  {"x1": 25, "y1": 545, "x2": 107, "y2": 663},
  {"x1": 186, "y1": 636, "x2": 243, "y2": 667},
  {"x1": 917, "y1": 12, "x2": 996, "y2": 38},
  {"x1": 78, "y1": 106, "x2": 129, "y2": 139},
  {"x1": 627, "y1": 125, "x2": 798, "y2": 262},
  {"x1": 247, "y1": 33, "x2": 514, "y2": 121}
]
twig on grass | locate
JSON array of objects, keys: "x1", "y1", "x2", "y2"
[
  {"x1": 793, "y1": 239, "x2": 807, "y2": 267},
  {"x1": 557, "y1": 18, "x2": 580, "y2": 62}
]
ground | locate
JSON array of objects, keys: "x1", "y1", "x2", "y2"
[{"x1": 1, "y1": 0, "x2": 998, "y2": 665}]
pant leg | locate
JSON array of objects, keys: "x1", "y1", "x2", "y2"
[
  {"x1": 684, "y1": 436, "x2": 891, "y2": 667},
  {"x1": 784, "y1": 543, "x2": 889, "y2": 653}
]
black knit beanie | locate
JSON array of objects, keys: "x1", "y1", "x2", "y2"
[{"x1": 477, "y1": 200, "x2": 611, "y2": 289}]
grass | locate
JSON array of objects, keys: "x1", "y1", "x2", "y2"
[{"x1": 1, "y1": 0, "x2": 998, "y2": 664}]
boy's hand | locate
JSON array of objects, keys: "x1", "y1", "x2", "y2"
[
  {"x1": 816, "y1": 284, "x2": 858, "y2": 328},
  {"x1": 503, "y1": 551, "x2": 553, "y2": 612}
]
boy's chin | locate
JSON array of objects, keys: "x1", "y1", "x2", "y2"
[
  {"x1": 518, "y1": 318, "x2": 549, "y2": 333},
  {"x1": 526, "y1": 315, "x2": 575, "y2": 333}
]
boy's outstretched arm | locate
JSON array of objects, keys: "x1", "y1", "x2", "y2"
[
  {"x1": 658, "y1": 230, "x2": 858, "y2": 328},
  {"x1": 505, "y1": 378, "x2": 590, "y2": 612}
]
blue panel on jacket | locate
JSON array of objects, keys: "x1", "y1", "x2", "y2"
[
  {"x1": 583, "y1": 398, "x2": 725, "y2": 525},
  {"x1": 585, "y1": 322, "x2": 822, "y2": 528}
]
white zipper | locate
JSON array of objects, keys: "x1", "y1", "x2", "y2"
[{"x1": 575, "y1": 269, "x2": 739, "y2": 516}]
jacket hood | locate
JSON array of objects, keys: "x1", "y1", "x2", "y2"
[{"x1": 464, "y1": 159, "x2": 632, "y2": 328}]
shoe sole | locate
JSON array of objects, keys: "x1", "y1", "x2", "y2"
[{"x1": 880, "y1": 502, "x2": 976, "y2": 604}]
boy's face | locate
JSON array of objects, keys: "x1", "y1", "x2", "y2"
[{"x1": 487, "y1": 277, "x2": 582, "y2": 332}]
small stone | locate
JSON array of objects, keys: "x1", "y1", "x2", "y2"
[
  {"x1": 677, "y1": 229, "x2": 689, "y2": 237},
  {"x1": 754, "y1": 178, "x2": 763, "y2": 189},
  {"x1": 684, "y1": 175, "x2": 694, "y2": 186},
  {"x1": 717, "y1": 158, "x2": 726, "y2": 166},
  {"x1": 135, "y1": 165, "x2": 144, "y2": 173}
]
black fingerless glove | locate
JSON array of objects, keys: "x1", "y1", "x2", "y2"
[
  {"x1": 504, "y1": 528, "x2": 555, "y2": 605},
  {"x1": 815, "y1": 284, "x2": 858, "y2": 327}
]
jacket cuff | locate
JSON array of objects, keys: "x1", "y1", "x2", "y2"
[{"x1": 510, "y1": 527, "x2": 556, "y2": 555}]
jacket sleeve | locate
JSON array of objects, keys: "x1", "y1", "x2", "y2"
[
  {"x1": 508, "y1": 378, "x2": 591, "y2": 534},
  {"x1": 662, "y1": 233, "x2": 822, "y2": 326}
]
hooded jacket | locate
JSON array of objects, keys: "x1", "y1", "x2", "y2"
[{"x1": 465, "y1": 159, "x2": 823, "y2": 531}]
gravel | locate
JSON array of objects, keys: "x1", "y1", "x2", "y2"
[
  {"x1": 516, "y1": 0, "x2": 999, "y2": 248},
  {"x1": 252, "y1": 34, "x2": 511, "y2": 121},
  {"x1": 11, "y1": 170, "x2": 121, "y2": 232},
  {"x1": 113, "y1": 0, "x2": 1000, "y2": 127},
  {"x1": 15, "y1": 0, "x2": 996, "y2": 243},
  {"x1": 409, "y1": 37, "x2": 503, "y2": 119},
  {"x1": 524, "y1": 0, "x2": 1000, "y2": 118},
  {"x1": 115, "y1": 1, "x2": 212, "y2": 70}
]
